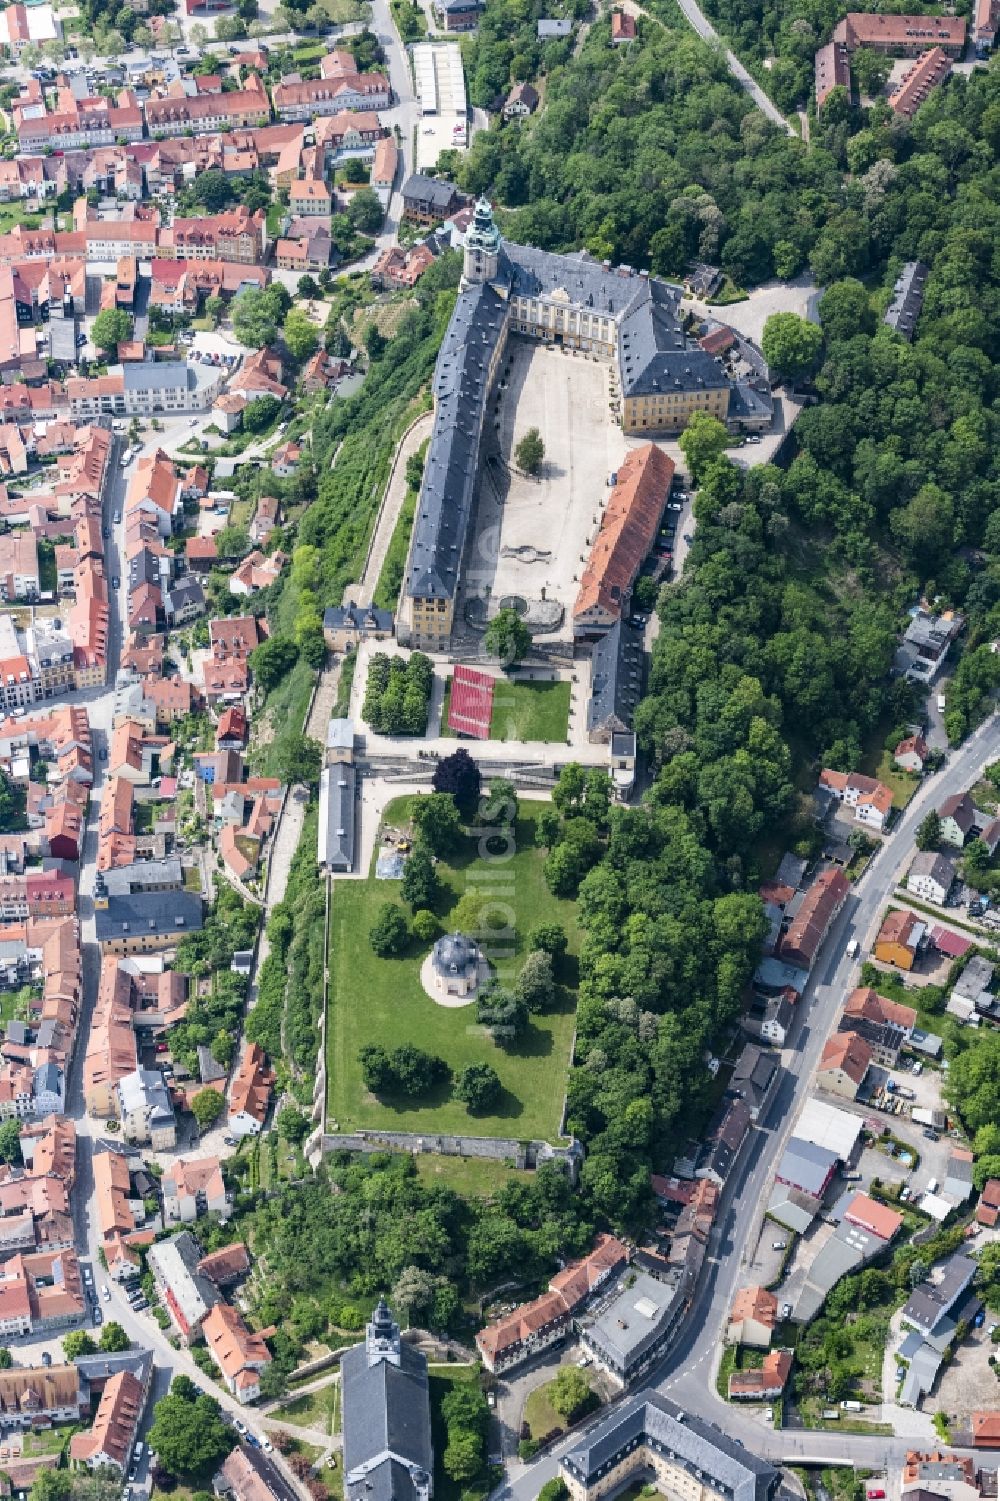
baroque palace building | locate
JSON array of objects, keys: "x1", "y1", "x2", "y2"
[{"x1": 399, "y1": 199, "x2": 770, "y2": 650}]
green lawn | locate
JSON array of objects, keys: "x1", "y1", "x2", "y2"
[
  {"x1": 876, "y1": 749, "x2": 920, "y2": 809},
  {"x1": 414, "y1": 1154, "x2": 532, "y2": 1197},
  {"x1": 326, "y1": 801, "x2": 580, "y2": 1139},
  {"x1": 441, "y1": 678, "x2": 571, "y2": 743},
  {"x1": 276, "y1": 1384, "x2": 339, "y2": 1435},
  {"x1": 524, "y1": 1378, "x2": 568, "y2": 1442}
]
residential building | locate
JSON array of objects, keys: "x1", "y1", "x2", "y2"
[
  {"x1": 228, "y1": 1042, "x2": 273, "y2": 1137},
  {"x1": 341, "y1": 1301, "x2": 433, "y2": 1501},
  {"x1": 774, "y1": 1137, "x2": 838, "y2": 1200},
  {"x1": 559, "y1": 1391, "x2": 782, "y2": 1501},
  {"x1": 889, "y1": 47, "x2": 953, "y2": 118},
  {"x1": 476, "y1": 1234, "x2": 628, "y2": 1373},
  {"x1": 215, "y1": 1447, "x2": 283, "y2": 1501},
  {"x1": 198, "y1": 1242, "x2": 251, "y2": 1288},
  {"x1": 894, "y1": 608, "x2": 964, "y2": 682},
  {"x1": 202, "y1": 1300, "x2": 272, "y2": 1403},
  {"x1": 503, "y1": 82, "x2": 539, "y2": 118},
  {"x1": 144, "y1": 76, "x2": 270, "y2": 137},
  {"x1": 779, "y1": 868, "x2": 850, "y2": 970},
  {"x1": 0, "y1": 3, "x2": 61, "y2": 55},
  {"x1": 0, "y1": 1248, "x2": 85, "y2": 1334},
  {"x1": 67, "y1": 362, "x2": 218, "y2": 420},
  {"x1": 907, "y1": 851, "x2": 956, "y2": 906},
  {"x1": 977, "y1": 1179, "x2": 1000, "y2": 1227},
  {"x1": 573, "y1": 445, "x2": 674, "y2": 637},
  {"x1": 943, "y1": 1147, "x2": 974, "y2": 1204},
  {"x1": 578, "y1": 1270, "x2": 684, "y2": 1387},
  {"x1": 318, "y1": 763, "x2": 356, "y2": 874},
  {"x1": 0, "y1": 1363, "x2": 83, "y2": 1426},
  {"x1": 839, "y1": 986, "x2": 915, "y2": 1066},
  {"x1": 874, "y1": 908, "x2": 923, "y2": 970},
  {"x1": 93, "y1": 889, "x2": 203, "y2": 955},
  {"x1": 938, "y1": 792, "x2": 976, "y2": 848},
  {"x1": 901, "y1": 1254, "x2": 976, "y2": 1338},
  {"x1": 371, "y1": 243, "x2": 435, "y2": 290},
  {"x1": 972, "y1": 1413, "x2": 1000, "y2": 1448},
  {"x1": 611, "y1": 9, "x2": 638, "y2": 41},
  {"x1": 322, "y1": 604, "x2": 394, "y2": 652},
  {"x1": 729, "y1": 1349, "x2": 793, "y2": 1400},
  {"x1": 115, "y1": 1067, "x2": 176, "y2": 1149},
  {"x1": 147, "y1": 1230, "x2": 220, "y2": 1344},
  {"x1": 401, "y1": 173, "x2": 463, "y2": 224},
  {"x1": 432, "y1": 0, "x2": 484, "y2": 28},
  {"x1": 885, "y1": 266, "x2": 930, "y2": 341},
  {"x1": 817, "y1": 1031, "x2": 872, "y2": 1100},
  {"x1": 729, "y1": 1044, "x2": 782, "y2": 1122},
  {"x1": 727, "y1": 1286, "x2": 777, "y2": 1348},
  {"x1": 272, "y1": 56, "x2": 391, "y2": 121},
  {"x1": 69, "y1": 1368, "x2": 147, "y2": 1472},
  {"x1": 162, "y1": 1156, "x2": 228, "y2": 1224},
  {"x1": 818, "y1": 768, "x2": 894, "y2": 833}
]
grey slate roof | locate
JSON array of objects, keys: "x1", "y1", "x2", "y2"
[
  {"x1": 74, "y1": 1348, "x2": 154, "y2": 1386},
  {"x1": 318, "y1": 764, "x2": 356, "y2": 872},
  {"x1": 323, "y1": 605, "x2": 394, "y2": 635},
  {"x1": 404, "y1": 280, "x2": 507, "y2": 602},
  {"x1": 587, "y1": 619, "x2": 645, "y2": 736},
  {"x1": 121, "y1": 360, "x2": 190, "y2": 393},
  {"x1": 102, "y1": 857, "x2": 183, "y2": 896},
  {"x1": 402, "y1": 174, "x2": 461, "y2": 211},
  {"x1": 884, "y1": 260, "x2": 928, "y2": 340},
  {"x1": 617, "y1": 280, "x2": 729, "y2": 399},
  {"x1": 901, "y1": 1254, "x2": 976, "y2": 1334},
  {"x1": 342, "y1": 1302, "x2": 432, "y2": 1501},
  {"x1": 775, "y1": 1137, "x2": 837, "y2": 1197},
  {"x1": 562, "y1": 1390, "x2": 780, "y2": 1501},
  {"x1": 95, "y1": 890, "x2": 203, "y2": 944}
]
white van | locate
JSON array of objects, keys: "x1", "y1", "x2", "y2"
[
  {"x1": 927, "y1": 1177, "x2": 938, "y2": 1194},
  {"x1": 937, "y1": 694, "x2": 946, "y2": 713}
]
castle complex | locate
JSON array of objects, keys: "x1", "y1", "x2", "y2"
[{"x1": 399, "y1": 200, "x2": 770, "y2": 651}]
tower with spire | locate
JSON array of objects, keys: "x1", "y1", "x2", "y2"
[
  {"x1": 365, "y1": 1297, "x2": 402, "y2": 1367},
  {"x1": 463, "y1": 197, "x2": 501, "y2": 286}
]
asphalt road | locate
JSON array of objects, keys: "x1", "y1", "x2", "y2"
[{"x1": 499, "y1": 708, "x2": 1000, "y2": 1500}]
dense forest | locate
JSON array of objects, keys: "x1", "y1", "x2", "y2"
[{"x1": 452, "y1": 7, "x2": 1000, "y2": 291}]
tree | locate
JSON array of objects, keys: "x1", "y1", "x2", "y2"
[
  {"x1": 205, "y1": 295, "x2": 225, "y2": 321},
  {"x1": 347, "y1": 188, "x2": 384, "y2": 234},
  {"x1": 515, "y1": 427, "x2": 545, "y2": 474},
  {"x1": 91, "y1": 308, "x2": 133, "y2": 353},
  {"x1": 191, "y1": 1089, "x2": 225, "y2": 1131},
  {"x1": 411, "y1": 792, "x2": 463, "y2": 854},
  {"x1": 233, "y1": 288, "x2": 278, "y2": 348},
  {"x1": 243, "y1": 395, "x2": 282, "y2": 433},
  {"x1": 62, "y1": 1330, "x2": 98, "y2": 1360},
  {"x1": 190, "y1": 169, "x2": 232, "y2": 213},
  {"x1": 946, "y1": 1031, "x2": 1000, "y2": 1133},
  {"x1": 412, "y1": 909, "x2": 439, "y2": 944},
  {"x1": 0, "y1": 1118, "x2": 21, "y2": 1165},
  {"x1": 392, "y1": 1265, "x2": 436, "y2": 1323},
  {"x1": 277, "y1": 1105, "x2": 309, "y2": 1143},
  {"x1": 0, "y1": 1348, "x2": 10, "y2": 1369},
  {"x1": 283, "y1": 308, "x2": 319, "y2": 363},
  {"x1": 678, "y1": 412, "x2": 730, "y2": 483},
  {"x1": 484, "y1": 607, "x2": 531, "y2": 669},
  {"x1": 99, "y1": 1321, "x2": 130, "y2": 1353},
  {"x1": 433, "y1": 749, "x2": 481, "y2": 818},
  {"x1": 215, "y1": 523, "x2": 250, "y2": 558},
  {"x1": 476, "y1": 985, "x2": 527, "y2": 1043},
  {"x1": 443, "y1": 1432, "x2": 483, "y2": 1485},
  {"x1": 29, "y1": 1475, "x2": 71, "y2": 1501},
  {"x1": 915, "y1": 810, "x2": 941, "y2": 851},
  {"x1": 455, "y1": 1062, "x2": 502, "y2": 1112},
  {"x1": 369, "y1": 902, "x2": 409, "y2": 957},
  {"x1": 528, "y1": 922, "x2": 568, "y2": 963},
  {"x1": 539, "y1": 1482, "x2": 569, "y2": 1501},
  {"x1": 401, "y1": 843, "x2": 440, "y2": 910},
  {"x1": 549, "y1": 1366, "x2": 594, "y2": 1422},
  {"x1": 298, "y1": 274, "x2": 319, "y2": 299},
  {"x1": 358, "y1": 1044, "x2": 394, "y2": 1093},
  {"x1": 761, "y1": 312, "x2": 823, "y2": 385},
  {"x1": 276, "y1": 732, "x2": 322, "y2": 786},
  {"x1": 480, "y1": 777, "x2": 518, "y2": 826},
  {"x1": 147, "y1": 1382, "x2": 235, "y2": 1482},
  {"x1": 343, "y1": 157, "x2": 369, "y2": 184},
  {"x1": 514, "y1": 949, "x2": 555, "y2": 1013},
  {"x1": 250, "y1": 635, "x2": 299, "y2": 694}
]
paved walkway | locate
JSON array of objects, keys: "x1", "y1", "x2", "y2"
[
  {"x1": 624, "y1": 0, "x2": 796, "y2": 136},
  {"x1": 349, "y1": 409, "x2": 435, "y2": 610}
]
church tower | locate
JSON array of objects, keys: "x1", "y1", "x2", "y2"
[
  {"x1": 463, "y1": 197, "x2": 501, "y2": 285},
  {"x1": 364, "y1": 1298, "x2": 402, "y2": 1367}
]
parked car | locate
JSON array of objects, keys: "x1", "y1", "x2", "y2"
[{"x1": 771, "y1": 1240, "x2": 786, "y2": 1251}]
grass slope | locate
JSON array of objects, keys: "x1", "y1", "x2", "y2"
[{"x1": 326, "y1": 802, "x2": 579, "y2": 1139}]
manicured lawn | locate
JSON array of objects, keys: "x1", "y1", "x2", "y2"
[
  {"x1": 326, "y1": 801, "x2": 579, "y2": 1139},
  {"x1": 276, "y1": 1383, "x2": 339, "y2": 1435},
  {"x1": 414, "y1": 1154, "x2": 532, "y2": 1197},
  {"x1": 876, "y1": 749, "x2": 919, "y2": 809},
  {"x1": 441, "y1": 678, "x2": 571, "y2": 743},
  {"x1": 524, "y1": 1378, "x2": 567, "y2": 1441}
]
